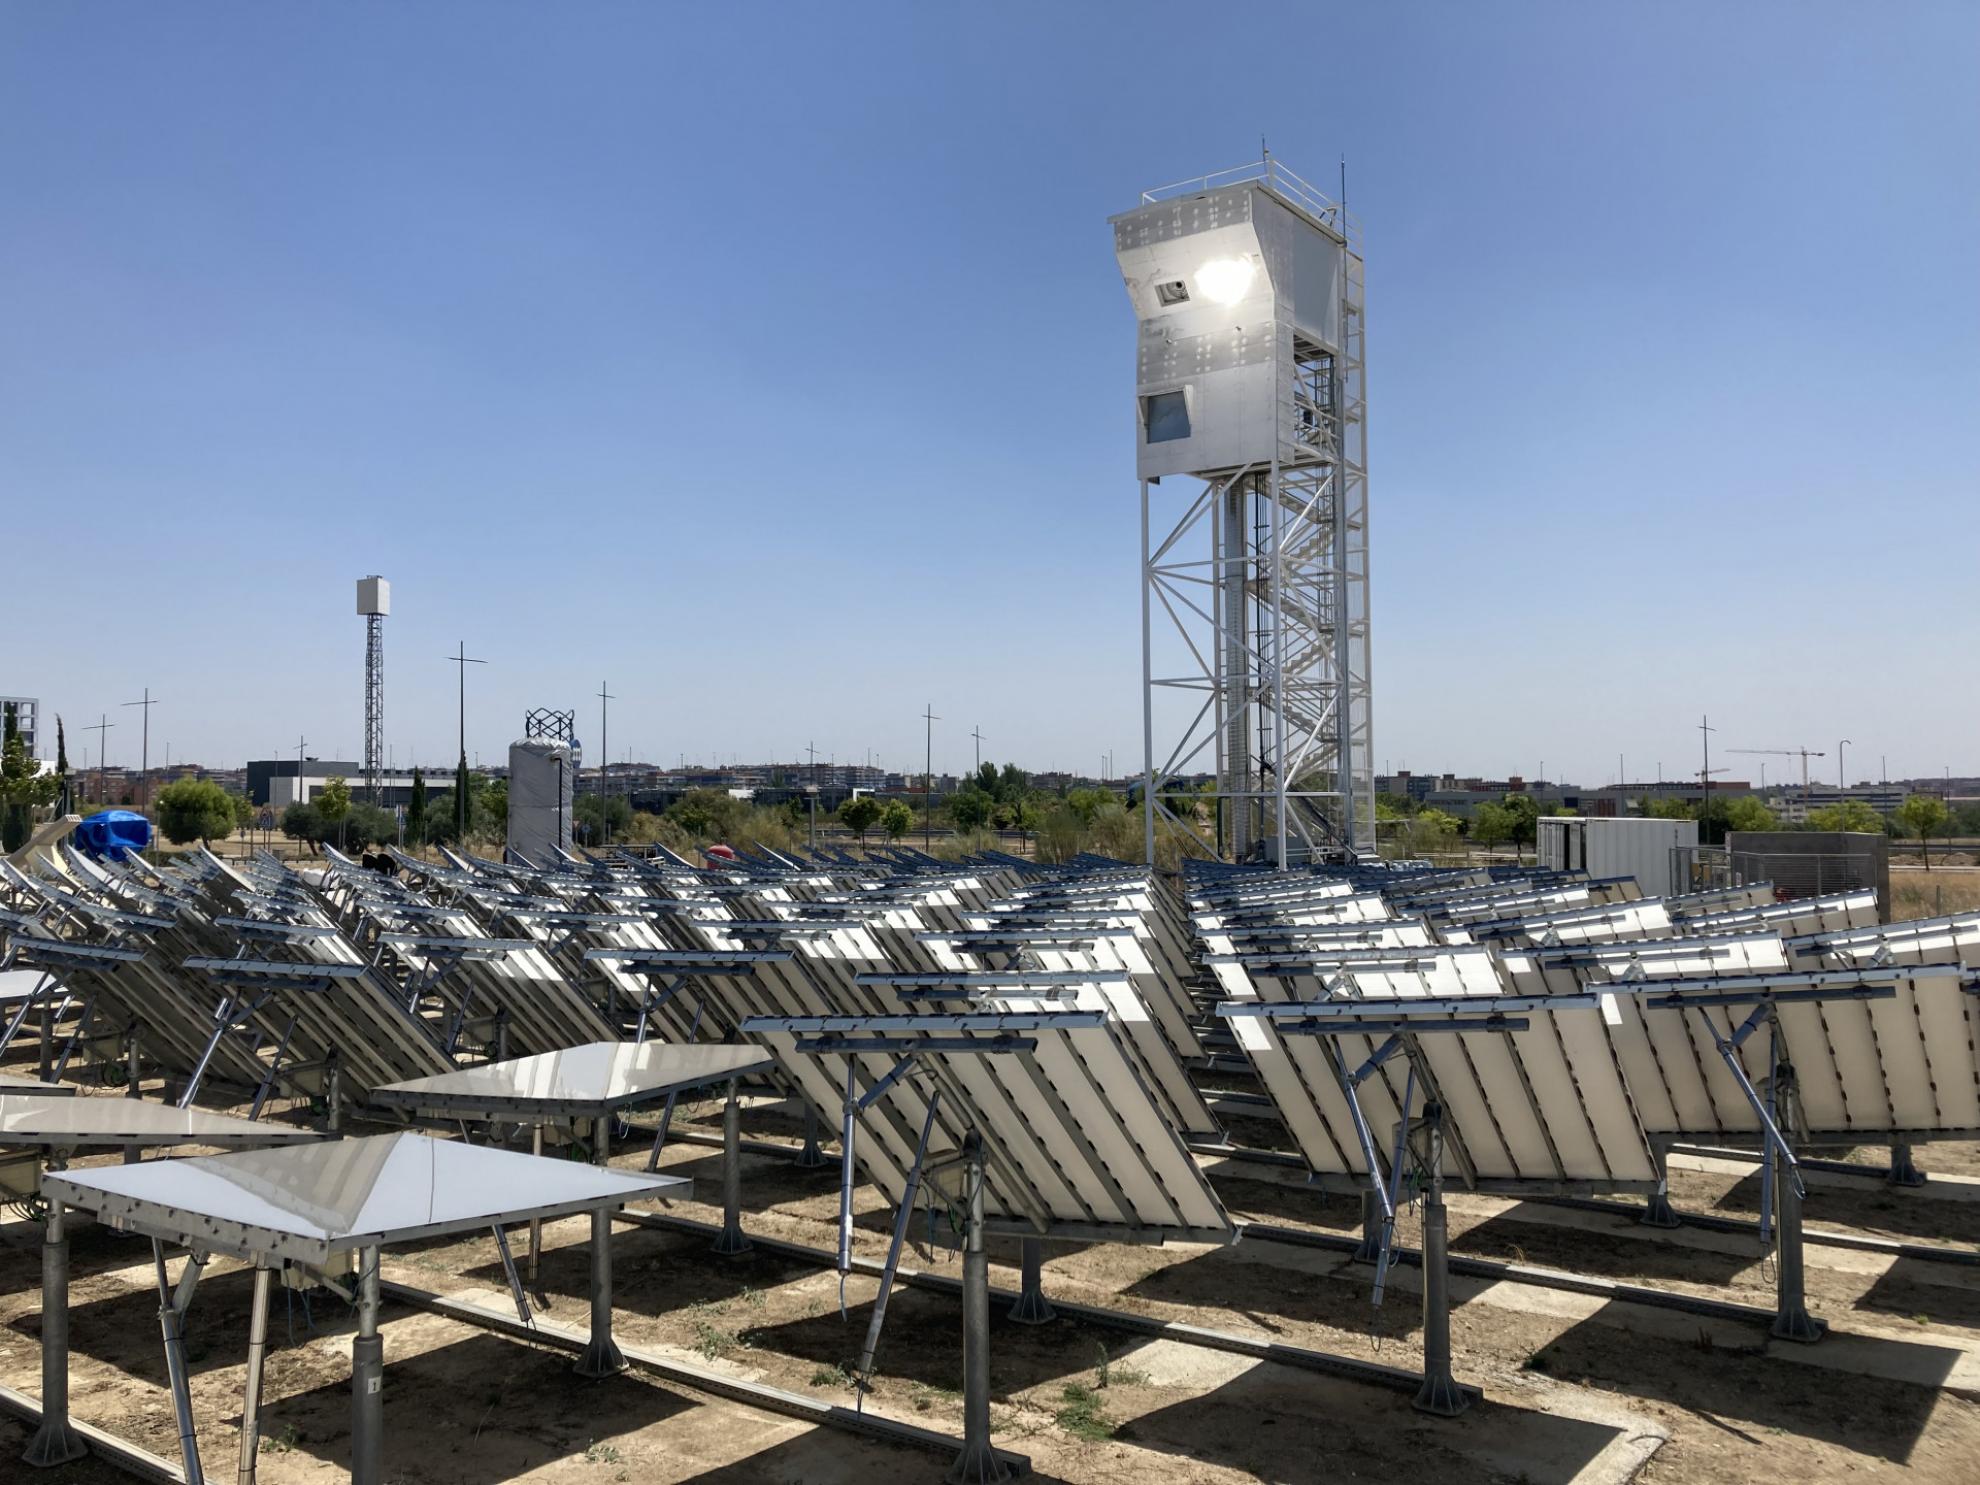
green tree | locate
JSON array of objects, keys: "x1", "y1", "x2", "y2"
[
  {"x1": 1375, "y1": 791, "x2": 1419, "y2": 818},
  {"x1": 1500, "y1": 792, "x2": 1543, "y2": 851},
  {"x1": 1066, "y1": 788, "x2": 1112, "y2": 825},
  {"x1": 1721, "y1": 796, "x2": 1777, "y2": 832},
  {"x1": 54, "y1": 715, "x2": 71, "y2": 816},
  {"x1": 1407, "y1": 807, "x2": 1460, "y2": 858},
  {"x1": 950, "y1": 788, "x2": 992, "y2": 837},
  {"x1": 228, "y1": 791, "x2": 255, "y2": 835},
  {"x1": 281, "y1": 802, "x2": 325, "y2": 845},
  {"x1": 316, "y1": 776, "x2": 352, "y2": 847},
  {"x1": 838, "y1": 794, "x2": 883, "y2": 845},
  {"x1": 1007, "y1": 796, "x2": 1043, "y2": 850},
  {"x1": 454, "y1": 753, "x2": 471, "y2": 839},
  {"x1": 344, "y1": 802, "x2": 397, "y2": 849},
  {"x1": 1894, "y1": 794, "x2": 1951, "y2": 870},
  {"x1": 1, "y1": 704, "x2": 59, "y2": 852},
  {"x1": 575, "y1": 792, "x2": 632, "y2": 843},
  {"x1": 1470, "y1": 801, "x2": 1514, "y2": 854},
  {"x1": 879, "y1": 798, "x2": 914, "y2": 841},
  {"x1": 154, "y1": 779, "x2": 236, "y2": 845},
  {"x1": 996, "y1": 763, "x2": 1030, "y2": 804},
  {"x1": 406, "y1": 767, "x2": 427, "y2": 846},
  {"x1": 1807, "y1": 799, "x2": 1885, "y2": 835},
  {"x1": 480, "y1": 778, "x2": 508, "y2": 830},
  {"x1": 1643, "y1": 797, "x2": 1694, "y2": 821},
  {"x1": 667, "y1": 789, "x2": 749, "y2": 841}
]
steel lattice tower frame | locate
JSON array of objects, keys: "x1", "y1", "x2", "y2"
[
  {"x1": 357, "y1": 576, "x2": 390, "y2": 804},
  {"x1": 1115, "y1": 162, "x2": 1373, "y2": 866}
]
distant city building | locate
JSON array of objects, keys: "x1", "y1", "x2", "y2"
[
  {"x1": 1, "y1": 696, "x2": 41, "y2": 758},
  {"x1": 247, "y1": 758, "x2": 419, "y2": 809}
]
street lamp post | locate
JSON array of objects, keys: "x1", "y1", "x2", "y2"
[{"x1": 922, "y1": 704, "x2": 939, "y2": 850}]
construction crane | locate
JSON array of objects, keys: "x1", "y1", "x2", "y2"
[{"x1": 1729, "y1": 747, "x2": 1825, "y2": 794}]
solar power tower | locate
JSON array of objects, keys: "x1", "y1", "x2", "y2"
[
  {"x1": 358, "y1": 575, "x2": 389, "y2": 802},
  {"x1": 1113, "y1": 160, "x2": 1372, "y2": 866}
]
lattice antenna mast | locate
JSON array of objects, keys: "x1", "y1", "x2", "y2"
[{"x1": 357, "y1": 578, "x2": 390, "y2": 803}]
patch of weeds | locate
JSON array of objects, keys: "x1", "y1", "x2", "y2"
[
  {"x1": 737, "y1": 1286, "x2": 767, "y2": 1309},
  {"x1": 1912, "y1": 1313, "x2": 1932, "y2": 1327},
  {"x1": 692, "y1": 1320, "x2": 735, "y2": 1360},
  {"x1": 1092, "y1": 1344, "x2": 1147, "y2": 1390},
  {"x1": 907, "y1": 1380, "x2": 959, "y2": 1414},
  {"x1": 1055, "y1": 1381, "x2": 1115, "y2": 1442},
  {"x1": 809, "y1": 1363, "x2": 852, "y2": 1388},
  {"x1": 582, "y1": 1441, "x2": 622, "y2": 1465},
  {"x1": 259, "y1": 1422, "x2": 300, "y2": 1454}
]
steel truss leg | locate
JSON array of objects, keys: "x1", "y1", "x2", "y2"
[
  {"x1": 575, "y1": 1209, "x2": 627, "y2": 1378},
  {"x1": 794, "y1": 1101, "x2": 829, "y2": 1169},
  {"x1": 1353, "y1": 1188, "x2": 1384, "y2": 1261},
  {"x1": 126, "y1": 1023, "x2": 143, "y2": 1099},
  {"x1": 351, "y1": 1247, "x2": 383, "y2": 1485},
  {"x1": 237, "y1": 1262, "x2": 273, "y2": 1485},
  {"x1": 1007, "y1": 1236, "x2": 1055, "y2": 1325},
  {"x1": 23, "y1": 1201, "x2": 86, "y2": 1467},
  {"x1": 1412, "y1": 1107, "x2": 1469, "y2": 1417},
  {"x1": 712, "y1": 1079, "x2": 751, "y2": 1256},
  {"x1": 946, "y1": 1135, "x2": 1011, "y2": 1484},
  {"x1": 1889, "y1": 1139, "x2": 1926, "y2": 1188}
]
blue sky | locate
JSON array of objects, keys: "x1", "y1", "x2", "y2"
[{"x1": 4, "y1": 2, "x2": 1974, "y2": 787}]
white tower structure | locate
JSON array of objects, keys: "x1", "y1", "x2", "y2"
[
  {"x1": 357, "y1": 576, "x2": 389, "y2": 803},
  {"x1": 1112, "y1": 160, "x2": 1372, "y2": 865}
]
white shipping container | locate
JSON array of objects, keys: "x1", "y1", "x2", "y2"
[{"x1": 1537, "y1": 816, "x2": 1698, "y2": 898}]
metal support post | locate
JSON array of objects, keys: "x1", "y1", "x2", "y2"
[
  {"x1": 1771, "y1": 1067, "x2": 1824, "y2": 1343},
  {"x1": 593, "y1": 1114, "x2": 610, "y2": 1166},
  {"x1": 1642, "y1": 1146, "x2": 1681, "y2": 1229},
  {"x1": 154, "y1": 1242, "x2": 206, "y2": 1484},
  {"x1": 946, "y1": 1134, "x2": 1010, "y2": 1484},
  {"x1": 126, "y1": 1023, "x2": 142, "y2": 1099},
  {"x1": 1412, "y1": 1105, "x2": 1469, "y2": 1417},
  {"x1": 574, "y1": 1208, "x2": 626, "y2": 1377},
  {"x1": 236, "y1": 1262, "x2": 273, "y2": 1485},
  {"x1": 1889, "y1": 1138, "x2": 1926, "y2": 1188},
  {"x1": 528, "y1": 1123, "x2": 543, "y2": 1286},
  {"x1": 1008, "y1": 1236, "x2": 1055, "y2": 1325},
  {"x1": 23, "y1": 1202, "x2": 85, "y2": 1467},
  {"x1": 1353, "y1": 1188, "x2": 1384, "y2": 1262},
  {"x1": 39, "y1": 993, "x2": 55, "y2": 1083},
  {"x1": 351, "y1": 1247, "x2": 383, "y2": 1485},
  {"x1": 326, "y1": 1055, "x2": 343, "y2": 1135},
  {"x1": 794, "y1": 1101, "x2": 828, "y2": 1169},
  {"x1": 712, "y1": 1079, "x2": 751, "y2": 1256}
]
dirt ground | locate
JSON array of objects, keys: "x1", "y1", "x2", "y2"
[{"x1": 3, "y1": 1085, "x2": 1978, "y2": 1485}]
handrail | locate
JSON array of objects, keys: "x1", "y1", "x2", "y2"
[{"x1": 1139, "y1": 159, "x2": 1359, "y2": 246}]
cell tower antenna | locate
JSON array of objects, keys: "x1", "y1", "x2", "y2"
[{"x1": 357, "y1": 577, "x2": 390, "y2": 803}]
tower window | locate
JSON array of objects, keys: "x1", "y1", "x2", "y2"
[
  {"x1": 1144, "y1": 391, "x2": 1190, "y2": 443},
  {"x1": 1154, "y1": 280, "x2": 1190, "y2": 306}
]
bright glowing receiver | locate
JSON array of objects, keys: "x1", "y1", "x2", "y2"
[{"x1": 1192, "y1": 256, "x2": 1257, "y2": 305}]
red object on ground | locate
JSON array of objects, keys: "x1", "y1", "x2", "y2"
[{"x1": 704, "y1": 843, "x2": 738, "y2": 862}]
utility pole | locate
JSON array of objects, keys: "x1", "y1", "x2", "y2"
[
  {"x1": 1699, "y1": 714, "x2": 1715, "y2": 807},
  {"x1": 922, "y1": 703, "x2": 939, "y2": 850},
  {"x1": 295, "y1": 734, "x2": 308, "y2": 807},
  {"x1": 122, "y1": 689, "x2": 159, "y2": 812},
  {"x1": 971, "y1": 725, "x2": 985, "y2": 778},
  {"x1": 82, "y1": 715, "x2": 114, "y2": 808},
  {"x1": 596, "y1": 681, "x2": 615, "y2": 845},
  {"x1": 1839, "y1": 738, "x2": 1850, "y2": 795},
  {"x1": 445, "y1": 642, "x2": 486, "y2": 839}
]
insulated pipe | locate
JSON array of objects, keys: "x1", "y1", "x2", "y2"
[
  {"x1": 575, "y1": 1208, "x2": 627, "y2": 1378},
  {"x1": 1411, "y1": 1106, "x2": 1468, "y2": 1417},
  {"x1": 945, "y1": 1134, "x2": 1009, "y2": 1484},
  {"x1": 351, "y1": 1249, "x2": 383, "y2": 1485},
  {"x1": 22, "y1": 1202, "x2": 85, "y2": 1468},
  {"x1": 237, "y1": 1262, "x2": 273, "y2": 1485}
]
